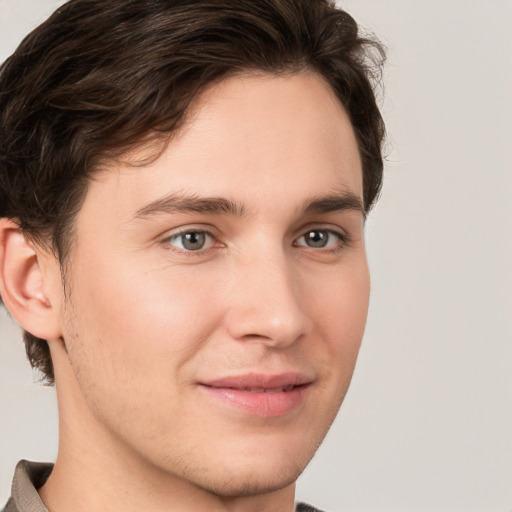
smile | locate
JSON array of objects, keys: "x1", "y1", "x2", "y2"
[
  {"x1": 199, "y1": 373, "x2": 312, "y2": 418},
  {"x1": 229, "y1": 385, "x2": 296, "y2": 393}
]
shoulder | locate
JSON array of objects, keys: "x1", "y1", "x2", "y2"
[
  {"x1": 2, "y1": 497, "x2": 19, "y2": 512},
  {"x1": 296, "y1": 503, "x2": 326, "y2": 512},
  {"x1": 2, "y1": 460, "x2": 53, "y2": 512}
]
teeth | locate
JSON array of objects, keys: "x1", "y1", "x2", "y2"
[
  {"x1": 240, "y1": 386, "x2": 294, "y2": 393},
  {"x1": 264, "y1": 387, "x2": 283, "y2": 393}
]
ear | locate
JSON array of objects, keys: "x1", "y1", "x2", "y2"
[{"x1": 0, "y1": 218, "x2": 62, "y2": 340}]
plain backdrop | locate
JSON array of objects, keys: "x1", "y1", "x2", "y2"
[{"x1": 0, "y1": 1, "x2": 511, "y2": 511}]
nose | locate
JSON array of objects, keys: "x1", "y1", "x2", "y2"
[{"x1": 223, "y1": 251, "x2": 312, "y2": 348}]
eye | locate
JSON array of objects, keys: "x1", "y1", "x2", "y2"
[
  {"x1": 167, "y1": 230, "x2": 215, "y2": 252},
  {"x1": 295, "y1": 229, "x2": 345, "y2": 249}
]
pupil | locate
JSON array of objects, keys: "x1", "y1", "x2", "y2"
[
  {"x1": 183, "y1": 232, "x2": 205, "y2": 250},
  {"x1": 307, "y1": 230, "x2": 327, "y2": 248}
]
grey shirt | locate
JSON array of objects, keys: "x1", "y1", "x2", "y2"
[
  {"x1": 2, "y1": 460, "x2": 323, "y2": 512},
  {"x1": 2, "y1": 461, "x2": 52, "y2": 512}
]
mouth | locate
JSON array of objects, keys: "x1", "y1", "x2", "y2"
[
  {"x1": 220, "y1": 384, "x2": 298, "y2": 393},
  {"x1": 198, "y1": 373, "x2": 312, "y2": 418}
]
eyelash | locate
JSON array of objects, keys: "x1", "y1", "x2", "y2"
[
  {"x1": 294, "y1": 228, "x2": 351, "y2": 253},
  {"x1": 162, "y1": 227, "x2": 351, "y2": 256},
  {"x1": 164, "y1": 228, "x2": 219, "y2": 254}
]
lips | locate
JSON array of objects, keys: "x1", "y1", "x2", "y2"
[
  {"x1": 230, "y1": 385, "x2": 295, "y2": 393},
  {"x1": 199, "y1": 373, "x2": 312, "y2": 418}
]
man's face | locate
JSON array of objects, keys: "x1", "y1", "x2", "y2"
[{"x1": 51, "y1": 72, "x2": 369, "y2": 496}]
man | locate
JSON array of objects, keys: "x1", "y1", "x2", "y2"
[{"x1": 0, "y1": 0, "x2": 385, "y2": 511}]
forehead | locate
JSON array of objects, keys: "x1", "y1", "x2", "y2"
[{"x1": 84, "y1": 71, "x2": 362, "y2": 221}]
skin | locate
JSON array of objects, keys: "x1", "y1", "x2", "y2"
[{"x1": 2, "y1": 71, "x2": 370, "y2": 512}]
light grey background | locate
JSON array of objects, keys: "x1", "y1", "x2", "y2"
[{"x1": 1, "y1": 1, "x2": 511, "y2": 510}]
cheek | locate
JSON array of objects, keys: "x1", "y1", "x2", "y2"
[
  {"x1": 63, "y1": 257, "x2": 225, "y2": 388},
  {"x1": 307, "y1": 258, "x2": 370, "y2": 378}
]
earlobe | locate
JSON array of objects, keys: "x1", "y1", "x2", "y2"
[{"x1": 0, "y1": 218, "x2": 62, "y2": 340}]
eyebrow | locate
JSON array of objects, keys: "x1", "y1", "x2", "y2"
[
  {"x1": 134, "y1": 193, "x2": 246, "y2": 219},
  {"x1": 134, "y1": 190, "x2": 365, "y2": 220},
  {"x1": 302, "y1": 192, "x2": 366, "y2": 218}
]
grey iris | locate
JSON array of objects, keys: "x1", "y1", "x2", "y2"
[
  {"x1": 305, "y1": 230, "x2": 328, "y2": 248},
  {"x1": 182, "y1": 232, "x2": 206, "y2": 250}
]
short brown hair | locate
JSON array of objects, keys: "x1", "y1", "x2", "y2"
[{"x1": 0, "y1": 0, "x2": 385, "y2": 384}]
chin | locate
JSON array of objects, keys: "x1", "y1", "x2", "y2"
[
  {"x1": 193, "y1": 458, "x2": 306, "y2": 498},
  {"x1": 174, "y1": 433, "x2": 317, "y2": 498}
]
